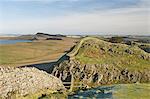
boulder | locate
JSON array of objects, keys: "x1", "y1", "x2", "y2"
[{"x1": 0, "y1": 66, "x2": 66, "y2": 98}]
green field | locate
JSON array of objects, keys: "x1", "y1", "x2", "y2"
[{"x1": 0, "y1": 37, "x2": 77, "y2": 67}]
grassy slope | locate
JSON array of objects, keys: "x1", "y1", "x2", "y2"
[
  {"x1": 0, "y1": 37, "x2": 78, "y2": 66},
  {"x1": 9, "y1": 84, "x2": 150, "y2": 99},
  {"x1": 113, "y1": 83, "x2": 150, "y2": 99},
  {"x1": 5, "y1": 89, "x2": 67, "y2": 99},
  {"x1": 67, "y1": 83, "x2": 150, "y2": 99},
  {"x1": 68, "y1": 37, "x2": 150, "y2": 71}
]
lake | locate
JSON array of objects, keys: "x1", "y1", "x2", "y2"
[{"x1": 0, "y1": 39, "x2": 32, "y2": 44}]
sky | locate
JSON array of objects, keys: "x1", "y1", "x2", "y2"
[{"x1": 0, "y1": 0, "x2": 150, "y2": 35}]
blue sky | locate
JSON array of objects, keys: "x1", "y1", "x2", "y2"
[{"x1": 0, "y1": 0, "x2": 149, "y2": 35}]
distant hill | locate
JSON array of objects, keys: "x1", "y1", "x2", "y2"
[
  {"x1": 36, "y1": 32, "x2": 66, "y2": 37},
  {"x1": 13, "y1": 32, "x2": 66, "y2": 40},
  {"x1": 16, "y1": 34, "x2": 34, "y2": 40},
  {"x1": 33, "y1": 32, "x2": 65, "y2": 40}
]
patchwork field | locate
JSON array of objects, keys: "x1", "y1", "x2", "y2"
[{"x1": 0, "y1": 37, "x2": 78, "y2": 67}]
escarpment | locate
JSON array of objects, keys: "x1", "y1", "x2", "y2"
[
  {"x1": 52, "y1": 37, "x2": 150, "y2": 89},
  {"x1": 52, "y1": 60, "x2": 150, "y2": 87}
]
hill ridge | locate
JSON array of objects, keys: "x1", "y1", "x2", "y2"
[{"x1": 52, "y1": 37, "x2": 150, "y2": 90}]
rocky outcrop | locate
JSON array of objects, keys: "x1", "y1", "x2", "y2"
[
  {"x1": 52, "y1": 60, "x2": 150, "y2": 88},
  {"x1": 139, "y1": 44, "x2": 150, "y2": 53},
  {"x1": 52, "y1": 37, "x2": 150, "y2": 90},
  {"x1": 0, "y1": 66, "x2": 66, "y2": 98}
]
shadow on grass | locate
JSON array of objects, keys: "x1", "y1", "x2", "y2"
[{"x1": 20, "y1": 54, "x2": 69, "y2": 73}]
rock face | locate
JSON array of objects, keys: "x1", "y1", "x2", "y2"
[
  {"x1": 52, "y1": 60, "x2": 150, "y2": 88},
  {"x1": 139, "y1": 44, "x2": 150, "y2": 53},
  {"x1": 52, "y1": 37, "x2": 150, "y2": 90},
  {"x1": 0, "y1": 66, "x2": 65, "y2": 98}
]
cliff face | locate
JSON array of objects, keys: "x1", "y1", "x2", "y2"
[
  {"x1": 0, "y1": 67, "x2": 66, "y2": 98},
  {"x1": 52, "y1": 60, "x2": 150, "y2": 87},
  {"x1": 52, "y1": 37, "x2": 150, "y2": 89}
]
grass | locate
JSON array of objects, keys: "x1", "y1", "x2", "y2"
[
  {"x1": 76, "y1": 53, "x2": 150, "y2": 71},
  {"x1": 0, "y1": 37, "x2": 78, "y2": 67},
  {"x1": 10, "y1": 83, "x2": 150, "y2": 99},
  {"x1": 69, "y1": 37, "x2": 150, "y2": 71},
  {"x1": 3, "y1": 88, "x2": 67, "y2": 99},
  {"x1": 67, "y1": 83, "x2": 150, "y2": 99},
  {"x1": 113, "y1": 83, "x2": 150, "y2": 99}
]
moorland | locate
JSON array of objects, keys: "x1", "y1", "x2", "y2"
[
  {"x1": 0, "y1": 34, "x2": 150, "y2": 99},
  {"x1": 0, "y1": 33, "x2": 78, "y2": 67}
]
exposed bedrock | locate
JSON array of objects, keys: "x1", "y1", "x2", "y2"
[
  {"x1": 52, "y1": 37, "x2": 150, "y2": 89},
  {"x1": 52, "y1": 60, "x2": 150, "y2": 88}
]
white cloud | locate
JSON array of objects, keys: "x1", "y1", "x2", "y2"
[
  {"x1": 1, "y1": 8, "x2": 149, "y2": 35},
  {"x1": 0, "y1": 0, "x2": 149, "y2": 35}
]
